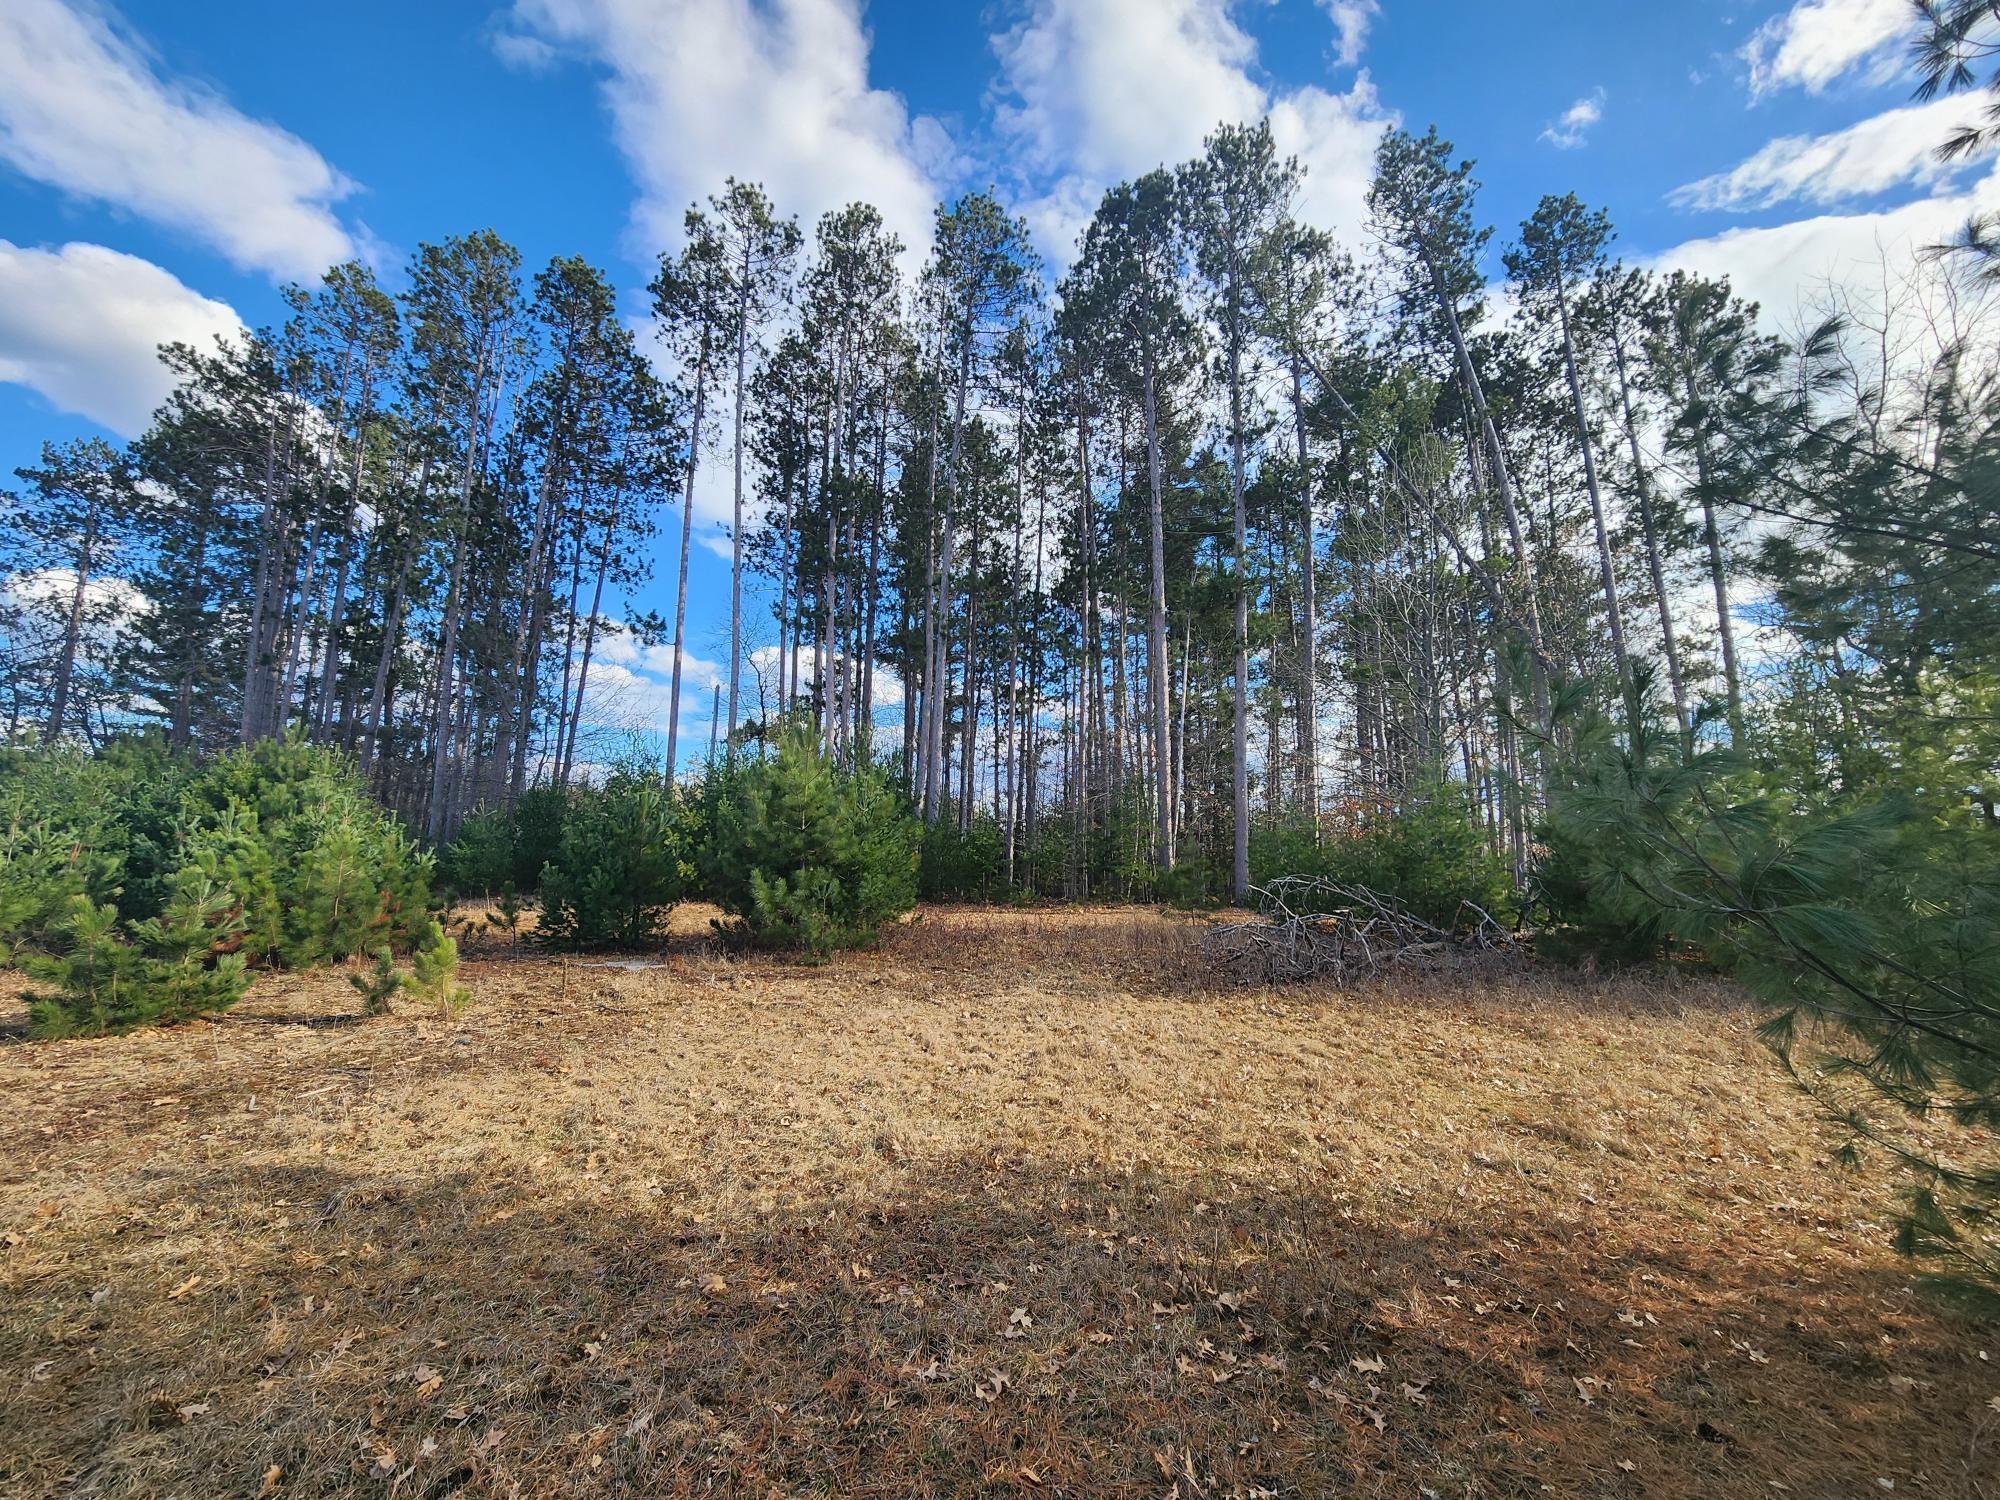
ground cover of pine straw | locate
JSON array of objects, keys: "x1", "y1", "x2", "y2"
[{"x1": 1, "y1": 905, "x2": 1995, "y2": 1499}]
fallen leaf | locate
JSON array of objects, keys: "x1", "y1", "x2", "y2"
[
  {"x1": 256, "y1": 1463, "x2": 282, "y2": 1496},
  {"x1": 700, "y1": 1273, "x2": 727, "y2": 1297},
  {"x1": 167, "y1": 1275, "x2": 202, "y2": 1300},
  {"x1": 176, "y1": 1401, "x2": 211, "y2": 1421},
  {"x1": 1351, "y1": 1354, "x2": 1386, "y2": 1376}
]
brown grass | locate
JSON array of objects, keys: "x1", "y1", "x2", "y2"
[{"x1": 1, "y1": 905, "x2": 1994, "y2": 1497}]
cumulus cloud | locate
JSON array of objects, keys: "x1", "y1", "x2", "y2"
[
  {"x1": 0, "y1": 0, "x2": 358, "y2": 281},
  {"x1": 2, "y1": 566, "x2": 147, "y2": 627},
  {"x1": 506, "y1": 0, "x2": 944, "y2": 267},
  {"x1": 1741, "y1": 0, "x2": 1915, "y2": 97},
  {"x1": 1540, "y1": 87, "x2": 1605, "y2": 149},
  {"x1": 1672, "y1": 94, "x2": 1992, "y2": 210},
  {"x1": 1651, "y1": 160, "x2": 2000, "y2": 334},
  {"x1": 989, "y1": 0, "x2": 1395, "y2": 263},
  {"x1": 0, "y1": 241, "x2": 245, "y2": 435},
  {"x1": 1320, "y1": 0, "x2": 1379, "y2": 69}
]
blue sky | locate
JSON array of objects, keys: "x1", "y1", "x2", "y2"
[{"x1": 3, "y1": 0, "x2": 1994, "y2": 742}]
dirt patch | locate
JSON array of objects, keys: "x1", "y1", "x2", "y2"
[{"x1": 1, "y1": 906, "x2": 1993, "y2": 1496}]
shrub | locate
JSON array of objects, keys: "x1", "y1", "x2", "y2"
[
  {"x1": 1250, "y1": 783, "x2": 1512, "y2": 932},
  {"x1": 918, "y1": 815, "x2": 1006, "y2": 902},
  {"x1": 1151, "y1": 859, "x2": 1226, "y2": 909},
  {"x1": 178, "y1": 737, "x2": 434, "y2": 967},
  {"x1": 1327, "y1": 789, "x2": 1513, "y2": 931},
  {"x1": 403, "y1": 913, "x2": 471, "y2": 1016},
  {"x1": 21, "y1": 871, "x2": 249, "y2": 1038},
  {"x1": 510, "y1": 786, "x2": 569, "y2": 891},
  {"x1": 439, "y1": 808, "x2": 516, "y2": 898},
  {"x1": 703, "y1": 730, "x2": 919, "y2": 958},
  {"x1": 0, "y1": 813, "x2": 96, "y2": 960},
  {"x1": 349, "y1": 948, "x2": 400, "y2": 1016},
  {"x1": 437, "y1": 785, "x2": 568, "y2": 898},
  {"x1": 535, "y1": 772, "x2": 695, "y2": 950}
]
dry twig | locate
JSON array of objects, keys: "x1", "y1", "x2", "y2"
[{"x1": 1202, "y1": 877, "x2": 1519, "y2": 985}]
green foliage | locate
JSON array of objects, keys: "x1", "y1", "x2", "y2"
[
  {"x1": 438, "y1": 786, "x2": 569, "y2": 898},
  {"x1": 0, "y1": 736, "x2": 434, "y2": 1037},
  {"x1": 1250, "y1": 785, "x2": 1512, "y2": 933},
  {"x1": 438, "y1": 808, "x2": 516, "y2": 898},
  {"x1": 404, "y1": 915, "x2": 471, "y2": 1016},
  {"x1": 510, "y1": 788, "x2": 569, "y2": 891},
  {"x1": 918, "y1": 815, "x2": 1006, "y2": 902},
  {"x1": 1545, "y1": 713, "x2": 2000, "y2": 1300},
  {"x1": 349, "y1": 947, "x2": 400, "y2": 1016},
  {"x1": 485, "y1": 887, "x2": 525, "y2": 945},
  {"x1": 21, "y1": 872, "x2": 249, "y2": 1038},
  {"x1": 179, "y1": 737, "x2": 433, "y2": 967},
  {"x1": 1151, "y1": 860, "x2": 1226, "y2": 910},
  {"x1": 0, "y1": 814, "x2": 94, "y2": 961},
  {"x1": 703, "y1": 730, "x2": 918, "y2": 958},
  {"x1": 535, "y1": 772, "x2": 695, "y2": 950}
]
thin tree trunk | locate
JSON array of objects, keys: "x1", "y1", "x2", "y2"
[
  {"x1": 1609, "y1": 317, "x2": 1690, "y2": 737},
  {"x1": 1142, "y1": 352, "x2": 1174, "y2": 871},
  {"x1": 665, "y1": 354, "x2": 708, "y2": 772},
  {"x1": 1556, "y1": 290, "x2": 1630, "y2": 708}
]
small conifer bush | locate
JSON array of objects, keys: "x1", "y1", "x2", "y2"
[{"x1": 703, "y1": 728, "x2": 918, "y2": 958}]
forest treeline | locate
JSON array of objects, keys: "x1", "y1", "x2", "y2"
[{"x1": 7, "y1": 119, "x2": 1992, "y2": 902}]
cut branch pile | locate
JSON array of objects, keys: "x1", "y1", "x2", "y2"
[{"x1": 1201, "y1": 877, "x2": 1519, "y2": 986}]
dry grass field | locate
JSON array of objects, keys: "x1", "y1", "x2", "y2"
[{"x1": 1, "y1": 904, "x2": 1995, "y2": 1498}]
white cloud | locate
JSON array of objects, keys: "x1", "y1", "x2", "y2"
[
  {"x1": 1650, "y1": 160, "x2": 2000, "y2": 335},
  {"x1": 507, "y1": 0, "x2": 943, "y2": 267},
  {"x1": 0, "y1": 241, "x2": 245, "y2": 435},
  {"x1": 596, "y1": 620, "x2": 726, "y2": 691},
  {"x1": 1540, "y1": 87, "x2": 1605, "y2": 150},
  {"x1": 488, "y1": 29, "x2": 558, "y2": 72},
  {"x1": 989, "y1": 0, "x2": 1394, "y2": 263},
  {"x1": 1320, "y1": 0, "x2": 1379, "y2": 68},
  {"x1": 2, "y1": 567, "x2": 149, "y2": 682},
  {"x1": 748, "y1": 642, "x2": 904, "y2": 710},
  {"x1": 1673, "y1": 94, "x2": 1993, "y2": 210},
  {"x1": 0, "y1": 0, "x2": 358, "y2": 281},
  {"x1": 1741, "y1": 0, "x2": 1914, "y2": 97}
]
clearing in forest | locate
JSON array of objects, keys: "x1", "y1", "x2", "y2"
[{"x1": 1, "y1": 906, "x2": 1994, "y2": 1497}]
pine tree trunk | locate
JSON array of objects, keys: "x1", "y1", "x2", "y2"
[
  {"x1": 1288, "y1": 347, "x2": 1318, "y2": 831},
  {"x1": 1608, "y1": 320, "x2": 1689, "y2": 736},
  {"x1": 45, "y1": 489, "x2": 99, "y2": 744},
  {"x1": 1423, "y1": 248, "x2": 1552, "y2": 731},
  {"x1": 1556, "y1": 290, "x2": 1630, "y2": 706},
  {"x1": 1142, "y1": 352, "x2": 1174, "y2": 871},
  {"x1": 1225, "y1": 300, "x2": 1250, "y2": 900}
]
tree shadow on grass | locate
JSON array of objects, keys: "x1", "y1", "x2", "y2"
[{"x1": 2, "y1": 1144, "x2": 1988, "y2": 1499}]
